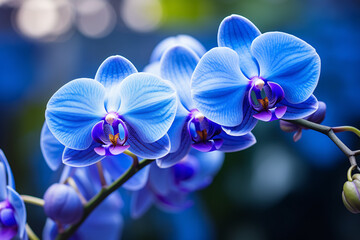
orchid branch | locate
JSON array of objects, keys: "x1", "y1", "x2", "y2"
[
  {"x1": 285, "y1": 119, "x2": 359, "y2": 166},
  {"x1": 55, "y1": 157, "x2": 154, "y2": 240}
]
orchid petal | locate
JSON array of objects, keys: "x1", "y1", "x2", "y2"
[
  {"x1": 279, "y1": 94, "x2": 319, "y2": 120},
  {"x1": 0, "y1": 163, "x2": 6, "y2": 201},
  {"x1": 156, "y1": 124, "x2": 192, "y2": 168},
  {"x1": 46, "y1": 78, "x2": 107, "y2": 150},
  {"x1": 119, "y1": 73, "x2": 177, "y2": 143},
  {"x1": 218, "y1": 132, "x2": 256, "y2": 152},
  {"x1": 127, "y1": 125, "x2": 171, "y2": 159},
  {"x1": 131, "y1": 187, "x2": 154, "y2": 219},
  {"x1": 95, "y1": 55, "x2": 137, "y2": 89},
  {"x1": 191, "y1": 47, "x2": 250, "y2": 127},
  {"x1": 40, "y1": 122, "x2": 64, "y2": 171},
  {"x1": 160, "y1": 45, "x2": 199, "y2": 110},
  {"x1": 63, "y1": 142, "x2": 106, "y2": 167},
  {"x1": 218, "y1": 14, "x2": 261, "y2": 78},
  {"x1": 7, "y1": 187, "x2": 26, "y2": 239},
  {"x1": 251, "y1": 32, "x2": 320, "y2": 104},
  {"x1": 102, "y1": 155, "x2": 150, "y2": 191},
  {"x1": 148, "y1": 163, "x2": 173, "y2": 196},
  {"x1": 0, "y1": 150, "x2": 15, "y2": 189},
  {"x1": 166, "y1": 103, "x2": 189, "y2": 152},
  {"x1": 221, "y1": 97, "x2": 258, "y2": 136},
  {"x1": 150, "y1": 35, "x2": 206, "y2": 62}
]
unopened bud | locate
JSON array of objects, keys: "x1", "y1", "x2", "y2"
[
  {"x1": 44, "y1": 183, "x2": 84, "y2": 224},
  {"x1": 342, "y1": 166, "x2": 360, "y2": 214}
]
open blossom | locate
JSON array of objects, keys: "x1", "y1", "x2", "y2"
[
  {"x1": 0, "y1": 150, "x2": 26, "y2": 240},
  {"x1": 45, "y1": 55, "x2": 177, "y2": 167},
  {"x1": 41, "y1": 121, "x2": 150, "y2": 191},
  {"x1": 131, "y1": 150, "x2": 225, "y2": 218},
  {"x1": 157, "y1": 45, "x2": 256, "y2": 167},
  {"x1": 191, "y1": 14, "x2": 321, "y2": 136}
]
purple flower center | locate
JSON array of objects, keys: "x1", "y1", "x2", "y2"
[
  {"x1": 0, "y1": 200, "x2": 18, "y2": 239},
  {"x1": 91, "y1": 113, "x2": 130, "y2": 156},
  {"x1": 187, "y1": 110, "x2": 224, "y2": 152},
  {"x1": 248, "y1": 77, "x2": 287, "y2": 121}
]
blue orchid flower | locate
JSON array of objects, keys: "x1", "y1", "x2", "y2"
[
  {"x1": 131, "y1": 150, "x2": 225, "y2": 218},
  {"x1": 156, "y1": 45, "x2": 256, "y2": 167},
  {"x1": 41, "y1": 121, "x2": 150, "y2": 191},
  {"x1": 45, "y1": 55, "x2": 177, "y2": 167},
  {"x1": 0, "y1": 150, "x2": 27, "y2": 240},
  {"x1": 144, "y1": 35, "x2": 206, "y2": 75},
  {"x1": 43, "y1": 166, "x2": 123, "y2": 240},
  {"x1": 191, "y1": 15, "x2": 321, "y2": 136}
]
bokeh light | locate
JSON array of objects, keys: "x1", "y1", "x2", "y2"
[{"x1": 120, "y1": 0, "x2": 162, "y2": 32}]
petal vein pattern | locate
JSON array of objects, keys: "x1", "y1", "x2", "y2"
[
  {"x1": 46, "y1": 78, "x2": 107, "y2": 150},
  {"x1": 119, "y1": 73, "x2": 177, "y2": 143}
]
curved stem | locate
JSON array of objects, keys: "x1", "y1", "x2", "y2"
[
  {"x1": 332, "y1": 126, "x2": 360, "y2": 138},
  {"x1": 55, "y1": 158, "x2": 154, "y2": 240},
  {"x1": 347, "y1": 165, "x2": 357, "y2": 182},
  {"x1": 285, "y1": 119, "x2": 358, "y2": 165},
  {"x1": 26, "y1": 223, "x2": 40, "y2": 240},
  {"x1": 21, "y1": 195, "x2": 44, "y2": 207}
]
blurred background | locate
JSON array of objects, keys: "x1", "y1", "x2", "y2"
[{"x1": 0, "y1": 0, "x2": 360, "y2": 239}]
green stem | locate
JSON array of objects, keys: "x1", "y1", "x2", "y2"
[
  {"x1": 21, "y1": 195, "x2": 44, "y2": 207},
  {"x1": 285, "y1": 119, "x2": 358, "y2": 165},
  {"x1": 55, "y1": 158, "x2": 154, "y2": 240},
  {"x1": 26, "y1": 223, "x2": 40, "y2": 240},
  {"x1": 332, "y1": 126, "x2": 360, "y2": 138}
]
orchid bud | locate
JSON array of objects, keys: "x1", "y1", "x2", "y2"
[
  {"x1": 0, "y1": 200, "x2": 18, "y2": 240},
  {"x1": 44, "y1": 183, "x2": 84, "y2": 224},
  {"x1": 342, "y1": 172, "x2": 360, "y2": 214}
]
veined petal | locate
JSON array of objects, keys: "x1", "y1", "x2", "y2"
[
  {"x1": 131, "y1": 187, "x2": 154, "y2": 219},
  {"x1": 167, "y1": 103, "x2": 189, "y2": 152},
  {"x1": 218, "y1": 132, "x2": 256, "y2": 152},
  {"x1": 0, "y1": 150, "x2": 14, "y2": 189},
  {"x1": 191, "y1": 47, "x2": 250, "y2": 127},
  {"x1": 46, "y1": 78, "x2": 107, "y2": 150},
  {"x1": 0, "y1": 163, "x2": 6, "y2": 201},
  {"x1": 95, "y1": 55, "x2": 137, "y2": 89},
  {"x1": 127, "y1": 125, "x2": 171, "y2": 159},
  {"x1": 218, "y1": 14, "x2": 261, "y2": 78},
  {"x1": 160, "y1": 45, "x2": 199, "y2": 111},
  {"x1": 279, "y1": 94, "x2": 319, "y2": 120},
  {"x1": 102, "y1": 155, "x2": 150, "y2": 191},
  {"x1": 148, "y1": 162, "x2": 173, "y2": 196},
  {"x1": 7, "y1": 187, "x2": 26, "y2": 239},
  {"x1": 63, "y1": 142, "x2": 106, "y2": 167},
  {"x1": 119, "y1": 73, "x2": 177, "y2": 143},
  {"x1": 150, "y1": 35, "x2": 206, "y2": 63},
  {"x1": 251, "y1": 32, "x2": 321, "y2": 104},
  {"x1": 156, "y1": 125, "x2": 192, "y2": 168},
  {"x1": 40, "y1": 122, "x2": 64, "y2": 171},
  {"x1": 221, "y1": 96, "x2": 258, "y2": 136}
]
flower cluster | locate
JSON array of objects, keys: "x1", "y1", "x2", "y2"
[{"x1": 38, "y1": 14, "x2": 322, "y2": 239}]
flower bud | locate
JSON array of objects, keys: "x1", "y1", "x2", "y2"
[
  {"x1": 44, "y1": 183, "x2": 84, "y2": 224},
  {"x1": 342, "y1": 173, "x2": 360, "y2": 213},
  {"x1": 0, "y1": 200, "x2": 18, "y2": 240}
]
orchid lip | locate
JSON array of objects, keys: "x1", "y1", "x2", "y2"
[
  {"x1": 248, "y1": 78, "x2": 285, "y2": 121},
  {"x1": 91, "y1": 115, "x2": 129, "y2": 156},
  {"x1": 0, "y1": 200, "x2": 18, "y2": 233},
  {"x1": 187, "y1": 109, "x2": 223, "y2": 152}
]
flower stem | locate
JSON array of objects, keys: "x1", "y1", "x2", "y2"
[
  {"x1": 96, "y1": 161, "x2": 107, "y2": 187},
  {"x1": 332, "y1": 126, "x2": 360, "y2": 138},
  {"x1": 21, "y1": 195, "x2": 44, "y2": 207},
  {"x1": 285, "y1": 119, "x2": 359, "y2": 166},
  {"x1": 26, "y1": 223, "x2": 40, "y2": 240},
  {"x1": 55, "y1": 157, "x2": 154, "y2": 240}
]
